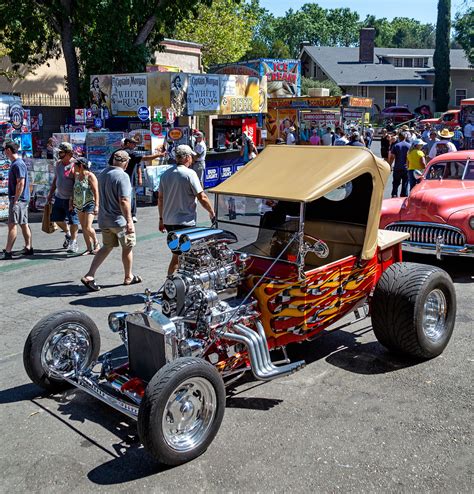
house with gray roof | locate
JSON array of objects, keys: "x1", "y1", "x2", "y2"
[{"x1": 300, "y1": 29, "x2": 473, "y2": 115}]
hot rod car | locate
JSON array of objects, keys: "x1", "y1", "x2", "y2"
[{"x1": 24, "y1": 146, "x2": 457, "y2": 466}]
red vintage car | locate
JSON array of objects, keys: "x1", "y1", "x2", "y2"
[{"x1": 380, "y1": 151, "x2": 474, "y2": 258}]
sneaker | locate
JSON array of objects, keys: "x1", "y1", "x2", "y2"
[
  {"x1": 132, "y1": 216, "x2": 138, "y2": 223},
  {"x1": 23, "y1": 247, "x2": 34, "y2": 256},
  {"x1": 67, "y1": 240, "x2": 78, "y2": 253},
  {"x1": 63, "y1": 234, "x2": 71, "y2": 249},
  {"x1": 2, "y1": 250, "x2": 13, "y2": 260}
]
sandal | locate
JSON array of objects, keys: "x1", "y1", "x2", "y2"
[
  {"x1": 81, "y1": 277, "x2": 101, "y2": 292},
  {"x1": 123, "y1": 274, "x2": 142, "y2": 286},
  {"x1": 91, "y1": 242, "x2": 101, "y2": 255}
]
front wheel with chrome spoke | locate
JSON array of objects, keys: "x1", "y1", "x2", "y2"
[
  {"x1": 24, "y1": 310, "x2": 101, "y2": 392},
  {"x1": 138, "y1": 357, "x2": 225, "y2": 466}
]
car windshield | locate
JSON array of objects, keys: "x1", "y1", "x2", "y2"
[
  {"x1": 425, "y1": 161, "x2": 472, "y2": 180},
  {"x1": 216, "y1": 195, "x2": 301, "y2": 263}
]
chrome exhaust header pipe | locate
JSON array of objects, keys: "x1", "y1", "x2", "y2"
[{"x1": 222, "y1": 324, "x2": 305, "y2": 381}]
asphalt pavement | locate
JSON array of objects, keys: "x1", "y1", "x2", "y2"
[{"x1": 0, "y1": 143, "x2": 472, "y2": 493}]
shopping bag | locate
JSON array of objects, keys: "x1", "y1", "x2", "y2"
[{"x1": 41, "y1": 202, "x2": 57, "y2": 234}]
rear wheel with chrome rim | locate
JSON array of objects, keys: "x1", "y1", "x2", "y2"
[
  {"x1": 24, "y1": 310, "x2": 101, "y2": 392},
  {"x1": 371, "y1": 262, "x2": 456, "y2": 359},
  {"x1": 138, "y1": 357, "x2": 225, "y2": 465}
]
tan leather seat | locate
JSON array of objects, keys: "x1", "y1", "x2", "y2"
[{"x1": 304, "y1": 220, "x2": 366, "y2": 268}]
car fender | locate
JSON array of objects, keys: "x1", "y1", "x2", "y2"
[
  {"x1": 379, "y1": 198, "x2": 406, "y2": 228},
  {"x1": 447, "y1": 207, "x2": 474, "y2": 242}
]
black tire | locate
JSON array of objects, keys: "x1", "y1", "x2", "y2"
[
  {"x1": 371, "y1": 262, "x2": 456, "y2": 359},
  {"x1": 23, "y1": 310, "x2": 101, "y2": 392},
  {"x1": 138, "y1": 357, "x2": 225, "y2": 466}
]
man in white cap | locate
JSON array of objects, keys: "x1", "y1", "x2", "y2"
[
  {"x1": 158, "y1": 144, "x2": 215, "y2": 274},
  {"x1": 192, "y1": 131, "x2": 207, "y2": 185},
  {"x1": 428, "y1": 128, "x2": 457, "y2": 160}
]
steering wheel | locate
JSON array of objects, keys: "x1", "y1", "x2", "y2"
[{"x1": 303, "y1": 233, "x2": 330, "y2": 259}]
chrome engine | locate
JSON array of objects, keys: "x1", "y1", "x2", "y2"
[{"x1": 162, "y1": 227, "x2": 245, "y2": 331}]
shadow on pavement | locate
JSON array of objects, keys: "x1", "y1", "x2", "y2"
[
  {"x1": 69, "y1": 293, "x2": 144, "y2": 307},
  {"x1": 286, "y1": 325, "x2": 419, "y2": 375},
  {"x1": 18, "y1": 281, "x2": 89, "y2": 298},
  {"x1": 0, "y1": 382, "x2": 46, "y2": 404}
]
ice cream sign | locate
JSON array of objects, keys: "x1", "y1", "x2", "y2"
[{"x1": 261, "y1": 59, "x2": 300, "y2": 98}]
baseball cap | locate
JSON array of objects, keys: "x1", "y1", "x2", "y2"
[
  {"x1": 58, "y1": 142, "x2": 73, "y2": 153},
  {"x1": 73, "y1": 157, "x2": 92, "y2": 169},
  {"x1": 124, "y1": 136, "x2": 140, "y2": 145},
  {"x1": 113, "y1": 150, "x2": 130, "y2": 163},
  {"x1": 175, "y1": 145, "x2": 196, "y2": 159}
]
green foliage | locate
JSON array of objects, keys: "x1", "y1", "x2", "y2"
[
  {"x1": 0, "y1": 0, "x2": 210, "y2": 106},
  {"x1": 362, "y1": 16, "x2": 435, "y2": 48},
  {"x1": 453, "y1": 8, "x2": 474, "y2": 65},
  {"x1": 171, "y1": 0, "x2": 259, "y2": 68},
  {"x1": 433, "y1": 0, "x2": 451, "y2": 111},
  {"x1": 301, "y1": 76, "x2": 342, "y2": 96}
]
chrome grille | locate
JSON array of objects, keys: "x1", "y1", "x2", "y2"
[{"x1": 387, "y1": 223, "x2": 466, "y2": 246}]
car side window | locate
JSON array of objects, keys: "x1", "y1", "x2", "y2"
[
  {"x1": 445, "y1": 162, "x2": 465, "y2": 179},
  {"x1": 426, "y1": 164, "x2": 446, "y2": 179}
]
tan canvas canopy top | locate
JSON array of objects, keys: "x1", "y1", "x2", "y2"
[{"x1": 211, "y1": 145, "x2": 391, "y2": 260}]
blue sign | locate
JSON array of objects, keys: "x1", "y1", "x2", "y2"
[
  {"x1": 204, "y1": 167, "x2": 220, "y2": 188},
  {"x1": 94, "y1": 118, "x2": 103, "y2": 128},
  {"x1": 137, "y1": 106, "x2": 150, "y2": 121},
  {"x1": 220, "y1": 166, "x2": 233, "y2": 180}
]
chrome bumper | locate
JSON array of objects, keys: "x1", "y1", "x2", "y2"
[{"x1": 402, "y1": 241, "x2": 474, "y2": 258}]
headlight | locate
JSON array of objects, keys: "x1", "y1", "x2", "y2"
[
  {"x1": 108, "y1": 312, "x2": 129, "y2": 333},
  {"x1": 469, "y1": 217, "x2": 474, "y2": 230}
]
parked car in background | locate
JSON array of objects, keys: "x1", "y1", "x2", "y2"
[
  {"x1": 420, "y1": 110, "x2": 461, "y2": 130},
  {"x1": 380, "y1": 106, "x2": 415, "y2": 123},
  {"x1": 380, "y1": 151, "x2": 474, "y2": 259}
]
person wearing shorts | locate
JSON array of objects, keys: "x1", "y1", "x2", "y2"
[
  {"x1": 81, "y1": 150, "x2": 141, "y2": 291},
  {"x1": 72, "y1": 157, "x2": 100, "y2": 255},
  {"x1": 47, "y1": 142, "x2": 80, "y2": 253},
  {"x1": 2, "y1": 141, "x2": 33, "y2": 260}
]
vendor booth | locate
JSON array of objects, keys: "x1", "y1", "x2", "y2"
[
  {"x1": 341, "y1": 96, "x2": 373, "y2": 132},
  {"x1": 88, "y1": 71, "x2": 267, "y2": 190},
  {"x1": 265, "y1": 96, "x2": 342, "y2": 144}
]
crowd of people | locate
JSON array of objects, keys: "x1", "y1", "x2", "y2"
[
  {"x1": 2, "y1": 118, "x2": 471, "y2": 277},
  {"x1": 1, "y1": 137, "x2": 214, "y2": 293}
]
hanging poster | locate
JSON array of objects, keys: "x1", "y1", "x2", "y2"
[
  {"x1": 170, "y1": 72, "x2": 188, "y2": 116},
  {"x1": 89, "y1": 75, "x2": 112, "y2": 114},
  {"x1": 187, "y1": 75, "x2": 220, "y2": 114},
  {"x1": 111, "y1": 74, "x2": 147, "y2": 114},
  {"x1": 220, "y1": 75, "x2": 262, "y2": 115}
]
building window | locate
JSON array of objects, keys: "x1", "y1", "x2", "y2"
[
  {"x1": 414, "y1": 58, "x2": 425, "y2": 68},
  {"x1": 455, "y1": 89, "x2": 467, "y2": 107},
  {"x1": 385, "y1": 86, "x2": 397, "y2": 107},
  {"x1": 394, "y1": 58, "x2": 403, "y2": 67},
  {"x1": 419, "y1": 87, "x2": 430, "y2": 100},
  {"x1": 357, "y1": 86, "x2": 368, "y2": 97},
  {"x1": 403, "y1": 58, "x2": 413, "y2": 67}
]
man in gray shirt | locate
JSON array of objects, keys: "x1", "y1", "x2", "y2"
[
  {"x1": 81, "y1": 150, "x2": 141, "y2": 291},
  {"x1": 47, "y1": 142, "x2": 80, "y2": 252},
  {"x1": 158, "y1": 144, "x2": 215, "y2": 274}
]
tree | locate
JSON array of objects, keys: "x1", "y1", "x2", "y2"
[
  {"x1": 363, "y1": 15, "x2": 435, "y2": 48},
  {"x1": 453, "y1": 7, "x2": 474, "y2": 65},
  {"x1": 0, "y1": 0, "x2": 211, "y2": 107},
  {"x1": 433, "y1": 0, "x2": 451, "y2": 112},
  {"x1": 301, "y1": 76, "x2": 342, "y2": 96},
  {"x1": 0, "y1": 44, "x2": 26, "y2": 81},
  {"x1": 171, "y1": 0, "x2": 259, "y2": 68}
]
